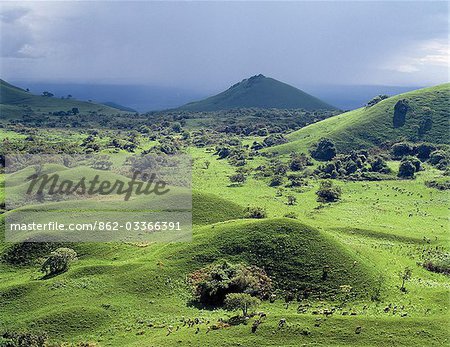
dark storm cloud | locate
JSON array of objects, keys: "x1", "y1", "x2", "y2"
[
  {"x1": 0, "y1": 6, "x2": 35, "y2": 58},
  {"x1": 0, "y1": 1, "x2": 448, "y2": 90}
]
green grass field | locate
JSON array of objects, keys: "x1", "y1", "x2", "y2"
[
  {"x1": 0, "y1": 143, "x2": 448, "y2": 346},
  {"x1": 0, "y1": 82, "x2": 449, "y2": 346}
]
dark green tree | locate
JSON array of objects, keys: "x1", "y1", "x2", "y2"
[
  {"x1": 398, "y1": 160, "x2": 416, "y2": 179},
  {"x1": 310, "y1": 138, "x2": 336, "y2": 161}
]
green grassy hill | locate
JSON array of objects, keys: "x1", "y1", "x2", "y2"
[
  {"x1": 267, "y1": 83, "x2": 449, "y2": 154},
  {"x1": 0, "y1": 217, "x2": 375, "y2": 340},
  {"x1": 177, "y1": 74, "x2": 337, "y2": 111},
  {"x1": 192, "y1": 191, "x2": 244, "y2": 225},
  {"x1": 0, "y1": 146, "x2": 449, "y2": 346},
  {"x1": 180, "y1": 218, "x2": 377, "y2": 296},
  {"x1": 0, "y1": 79, "x2": 125, "y2": 119}
]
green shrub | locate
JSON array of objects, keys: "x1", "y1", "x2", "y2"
[
  {"x1": 316, "y1": 180, "x2": 342, "y2": 203},
  {"x1": 286, "y1": 174, "x2": 307, "y2": 188},
  {"x1": 416, "y1": 143, "x2": 436, "y2": 160},
  {"x1": 229, "y1": 173, "x2": 246, "y2": 185},
  {"x1": 224, "y1": 293, "x2": 261, "y2": 317},
  {"x1": 289, "y1": 153, "x2": 312, "y2": 171},
  {"x1": 403, "y1": 156, "x2": 421, "y2": 171},
  {"x1": 286, "y1": 195, "x2": 297, "y2": 205},
  {"x1": 41, "y1": 248, "x2": 77, "y2": 276},
  {"x1": 2, "y1": 242, "x2": 64, "y2": 266},
  {"x1": 244, "y1": 206, "x2": 267, "y2": 219},
  {"x1": 1, "y1": 331, "x2": 48, "y2": 347},
  {"x1": 393, "y1": 99, "x2": 409, "y2": 127},
  {"x1": 425, "y1": 179, "x2": 450, "y2": 190},
  {"x1": 369, "y1": 156, "x2": 391, "y2": 174},
  {"x1": 391, "y1": 142, "x2": 414, "y2": 159},
  {"x1": 263, "y1": 134, "x2": 287, "y2": 147},
  {"x1": 422, "y1": 257, "x2": 450, "y2": 275},
  {"x1": 366, "y1": 94, "x2": 389, "y2": 107},
  {"x1": 269, "y1": 175, "x2": 284, "y2": 187},
  {"x1": 310, "y1": 138, "x2": 336, "y2": 161},
  {"x1": 398, "y1": 160, "x2": 416, "y2": 179},
  {"x1": 188, "y1": 261, "x2": 272, "y2": 305},
  {"x1": 399, "y1": 267, "x2": 412, "y2": 292},
  {"x1": 429, "y1": 150, "x2": 448, "y2": 167}
]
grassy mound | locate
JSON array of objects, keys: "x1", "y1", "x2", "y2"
[
  {"x1": 171, "y1": 218, "x2": 377, "y2": 298},
  {"x1": 192, "y1": 191, "x2": 244, "y2": 225},
  {"x1": 267, "y1": 83, "x2": 450, "y2": 154}
]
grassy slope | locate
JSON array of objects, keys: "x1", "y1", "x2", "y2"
[
  {"x1": 0, "y1": 79, "x2": 124, "y2": 119},
  {"x1": 0, "y1": 80, "x2": 448, "y2": 346},
  {"x1": 0, "y1": 140, "x2": 449, "y2": 346},
  {"x1": 267, "y1": 83, "x2": 450, "y2": 154},
  {"x1": 178, "y1": 75, "x2": 337, "y2": 111}
]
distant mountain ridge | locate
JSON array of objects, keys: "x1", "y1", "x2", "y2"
[
  {"x1": 101, "y1": 102, "x2": 137, "y2": 113},
  {"x1": 10, "y1": 81, "x2": 204, "y2": 113},
  {"x1": 176, "y1": 74, "x2": 337, "y2": 111}
]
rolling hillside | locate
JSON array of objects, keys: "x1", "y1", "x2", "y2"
[
  {"x1": 177, "y1": 74, "x2": 337, "y2": 111},
  {"x1": 267, "y1": 83, "x2": 450, "y2": 154},
  {"x1": 0, "y1": 79, "x2": 126, "y2": 119}
]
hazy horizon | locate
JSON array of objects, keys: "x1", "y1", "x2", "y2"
[{"x1": 7, "y1": 77, "x2": 425, "y2": 112}]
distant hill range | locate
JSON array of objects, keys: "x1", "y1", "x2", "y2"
[
  {"x1": 100, "y1": 102, "x2": 137, "y2": 113},
  {"x1": 266, "y1": 83, "x2": 450, "y2": 154},
  {"x1": 176, "y1": 74, "x2": 337, "y2": 111},
  {"x1": 0, "y1": 79, "x2": 126, "y2": 119}
]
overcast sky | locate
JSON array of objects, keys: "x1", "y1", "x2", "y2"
[{"x1": 0, "y1": 1, "x2": 448, "y2": 92}]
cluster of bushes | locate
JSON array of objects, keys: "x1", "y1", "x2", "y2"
[
  {"x1": 1, "y1": 133, "x2": 81, "y2": 154},
  {"x1": 190, "y1": 129, "x2": 222, "y2": 148},
  {"x1": 315, "y1": 150, "x2": 391, "y2": 180},
  {"x1": 81, "y1": 131, "x2": 141, "y2": 153},
  {"x1": 146, "y1": 136, "x2": 183, "y2": 155},
  {"x1": 229, "y1": 172, "x2": 247, "y2": 185},
  {"x1": 1, "y1": 242, "x2": 64, "y2": 266},
  {"x1": 391, "y1": 142, "x2": 449, "y2": 169},
  {"x1": 253, "y1": 158, "x2": 296, "y2": 188},
  {"x1": 289, "y1": 153, "x2": 313, "y2": 171},
  {"x1": 188, "y1": 261, "x2": 272, "y2": 305},
  {"x1": 50, "y1": 107, "x2": 80, "y2": 116},
  {"x1": 1, "y1": 331, "x2": 48, "y2": 347},
  {"x1": 308, "y1": 139, "x2": 448, "y2": 181},
  {"x1": 157, "y1": 108, "x2": 339, "y2": 136},
  {"x1": 244, "y1": 206, "x2": 267, "y2": 219},
  {"x1": 251, "y1": 133, "x2": 287, "y2": 150},
  {"x1": 216, "y1": 145, "x2": 249, "y2": 167},
  {"x1": 425, "y1": 179, "x2": 450, "y2": 190}
]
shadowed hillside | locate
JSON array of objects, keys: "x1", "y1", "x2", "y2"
[{"x1": 177, "y1": 74, "x2": 337, "y2": 111}]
